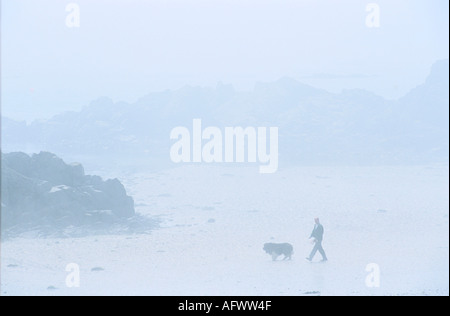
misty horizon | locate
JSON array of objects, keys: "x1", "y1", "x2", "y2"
[
  {"x1": 2, "y1": 0, "x2": 448, "y2": 122},
  {"x1": 2, "y1": 58, "x2": 448, "y2": 124}
]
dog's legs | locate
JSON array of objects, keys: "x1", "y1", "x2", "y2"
[{"x1": 271, "y1": 253, "x2": 278, "y2": 261}]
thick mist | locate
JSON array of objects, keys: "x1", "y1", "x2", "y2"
[{"x1": 1, "y1": 0, "x2": 448, "y2": 297}]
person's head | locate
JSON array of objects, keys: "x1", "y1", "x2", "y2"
[{"x1": 314, "y1": 218, "x2": 320, "y2": 224}]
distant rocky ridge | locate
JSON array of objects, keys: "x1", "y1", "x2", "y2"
[
  {"x1": 1, "y1": 60, "x2": 448, "y2": 167},
  {"x1": 1, "y1": 152, "x2": 139, "y2": 236}
]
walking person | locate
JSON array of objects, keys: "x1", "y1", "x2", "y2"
[{"x1": 306, "y1": 218, "x2": 328, "y2": 262}]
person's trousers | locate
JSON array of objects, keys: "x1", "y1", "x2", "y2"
[{"x1": 309, "y1": 241, "x2": 327, "y2": 260}]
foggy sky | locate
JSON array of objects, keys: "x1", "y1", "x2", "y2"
[{"x1": 1, "y1": 0, "x2": 449, "y2": 121}]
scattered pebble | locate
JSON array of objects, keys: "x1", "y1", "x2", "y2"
[{"x1": 91, "y1": 267, "x2": 105, "y2": 272}]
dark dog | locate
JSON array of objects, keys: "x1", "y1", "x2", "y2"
[{"x1": 263, "y1": 243, "x2": 294, "y2": 261}]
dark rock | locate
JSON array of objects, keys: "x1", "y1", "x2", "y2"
[
  {"x1": 1, "y1": 152, "x2": 135, "y2": 230},
  {"x1": 91, "y1": 267, "x2": 104, "y2": 272}
]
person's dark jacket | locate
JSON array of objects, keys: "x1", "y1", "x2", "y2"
[{"x1": 310, "y1": 224, "x2": 324, "y2": 243}]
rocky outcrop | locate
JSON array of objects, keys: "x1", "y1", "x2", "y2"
[
  {"x1": 2, "y1": 61, "x2": 448, "y2": 166},
  {"x1": 1, "y1": 152, "x2": 135, "y2": 230}
]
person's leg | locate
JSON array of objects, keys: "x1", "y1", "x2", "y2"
[
  {"x1": 317, "y1": 243, "x2": 328, "y2": 261},
  {"x1": 308, "y1": 243, "x2": 319, "y2": 260}
]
